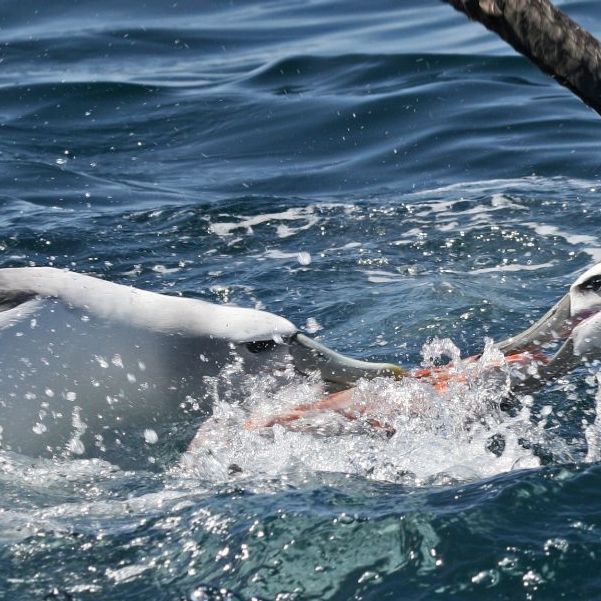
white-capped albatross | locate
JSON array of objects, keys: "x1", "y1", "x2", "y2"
[{"x1": 0, "y1": 267, "x2": 402, "y2": 466}]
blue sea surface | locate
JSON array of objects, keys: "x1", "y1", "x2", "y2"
[{"x1": 2, "y1": 0, "x2": 601, "y2": 599}]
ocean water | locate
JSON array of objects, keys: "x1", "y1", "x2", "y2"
[{"x1": 2, "y1": 0, "x2": 601, "y2": 599}]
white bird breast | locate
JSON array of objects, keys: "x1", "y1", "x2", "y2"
[
  {"x1": 0, "y1": 295, "x2": 292, "y2": 467},
  {"x1": 571, "y1": 312, "x2": 601, "y2": 359}
]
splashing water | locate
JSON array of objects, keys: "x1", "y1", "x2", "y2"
[
  {"x1": 584, "y1": 372, "x2": 601, "y2": 463},
  {"x1": 179, "y1": 338, "x2": 554, "y2": 486}
]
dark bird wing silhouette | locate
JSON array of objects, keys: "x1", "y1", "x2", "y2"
[{"x1": 443, "y1": 0, "x2": 601, "y2": 116}]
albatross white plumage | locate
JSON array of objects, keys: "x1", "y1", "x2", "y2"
[
  {"x1": 0, "y1": 267, "x2": 402, "y2": 466},
  {"x1": 0, "y1": 267, "x2": 298, "y2": 342}
]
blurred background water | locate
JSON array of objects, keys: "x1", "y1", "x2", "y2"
[{"x1": 1, "y1": 0, "x2": 601, "y2": 599}]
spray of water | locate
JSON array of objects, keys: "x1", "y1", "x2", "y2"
[
  {"x1": 584, "y1": 373, "x2": 601, "y2": 463},
  {"x1": 179, "y1": 338, "x2": 555, "y2": 485}
]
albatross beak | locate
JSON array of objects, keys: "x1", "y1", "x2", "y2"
[
  {"x1": 288, "y1": 333, "x2": 405, "y2": 386},
  {"x1": 496, "y1": 293, "x2": 573, "y2": 356},
  {"x1": 496, "y1": 293, "x2": 592, "y2": 391}
]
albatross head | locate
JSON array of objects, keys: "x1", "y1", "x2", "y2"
[{"x1": 498, "y1": 262, "x2": 601, "y2": 388}]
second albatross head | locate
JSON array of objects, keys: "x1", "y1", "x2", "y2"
[{"x1": 498, "y1": 262, "x2": 601, "y2": 388}]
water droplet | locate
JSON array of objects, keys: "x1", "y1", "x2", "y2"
[
  {"x1": 95, "y1": 356, "x2": 109, "y2": 369},
  {"x1": 144, "y1": 429, "x2": 158, "y2": 444},
  {"x1": 304, "y1": 317, "x2": 322, "y2": 334},
  {"x1": 32, "y1": 423, "x2": 47, "y2": 435},
  {"x1": 68, "y1": 439, "x2": 85, "y2": 455},
  {"x1": 111, "y1": 354, "x2": 124, "y2": 368},
  {"x1": 297, "y1": 251, "x2": 312, "y2": 266}
]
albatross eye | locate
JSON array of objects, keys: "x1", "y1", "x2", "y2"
[{"x1": 580, "y1": 275, "x2": 601, "y2": 292}]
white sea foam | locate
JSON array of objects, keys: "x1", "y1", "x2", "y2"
[
  {"x1": 210, "y1": 207, "x2": 320, "y2": 239},
  {"x1": 523, "y1": 223, "x2": 598, "y2": 247},
  {"x1": 461, "y1": 262, "x2": 556, "y2": 275}
]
